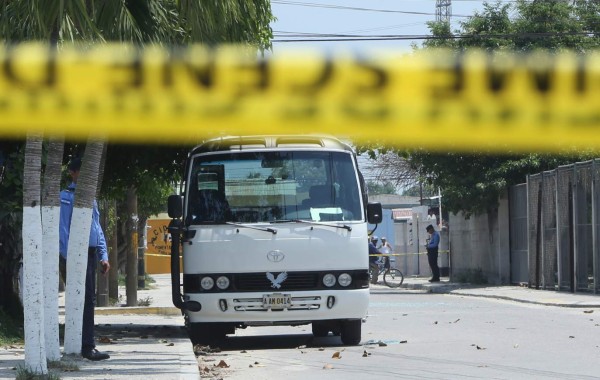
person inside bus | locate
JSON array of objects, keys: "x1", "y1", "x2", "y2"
[{"x1": 368, "y1": 236, "x2": 382, "y2": 284}]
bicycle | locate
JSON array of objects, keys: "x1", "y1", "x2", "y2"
[{"x1": 369, "y1": 255, "x2": 404, "y2": 288}]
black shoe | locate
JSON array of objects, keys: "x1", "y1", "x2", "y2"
[
  {"x1": 82, "y1": 348, "x2": 110, "y2": 361},
  {"x1": 428, "y1": 278, "x2": 440, "y2": 283}
]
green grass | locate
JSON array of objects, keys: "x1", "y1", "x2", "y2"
[
  {"x1": 0, "y1": 308, "x2": 24, "y2": 346},
  {"x1": 16, "y1": 366, "x2": 61, "y2": 380}
]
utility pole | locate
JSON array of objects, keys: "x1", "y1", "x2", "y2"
[{"x1": 435, "y1": 0, "x2": 452, "y2": 23}]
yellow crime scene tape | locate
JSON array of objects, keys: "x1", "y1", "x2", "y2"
[
  {"x1": 1, "y1": 43, "x2": 600, "y2": 151},
  {"x1": 369, "y1": 250, "x2": 450, "y2": 257}
]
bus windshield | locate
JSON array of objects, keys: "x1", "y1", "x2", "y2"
[{"x1": 186, "y1": 150, "x2": 363, "y2": 224}]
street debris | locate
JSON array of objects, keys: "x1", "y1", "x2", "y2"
[
  {"x1": 193, "y1": 344, "x2": 221, "y2": 356},
  {"x1": 332, "y1": 351, "x2": 342, "y2": 359},
  {"x1": 323, "y1": 363, "x2": 334, "y2": 370},
  {"x1": 98, "y1": 336, "x2": 113, "y2": 344}
]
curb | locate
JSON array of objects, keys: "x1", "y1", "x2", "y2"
[
  {"x1": 96, "y1": 306, "x2": 182, "y2": 316},
  {"x1": 60, "y1": 306, "x2": 182, "y2": 316},
  {"x1": 404, "y1": 283, "x2": 600, "y2": 308}
]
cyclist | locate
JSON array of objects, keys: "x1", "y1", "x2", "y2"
[
  {"x1": 379, "y1": 237, "x2": 393, "y2": 255},
  {"x1": 368, "y1": 236, "x2": 381, "y2": 284}
]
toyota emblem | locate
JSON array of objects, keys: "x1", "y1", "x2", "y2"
[{"x1": 267, "y1": 250, "x2": 285, "y2": 262}]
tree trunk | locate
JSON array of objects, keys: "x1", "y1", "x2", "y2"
[
  {"x1": 109, "y1": 200, "x2": 119, "y2": 301},
  {"x1": 22, "y1": 134, "x2": 48, "y2": 374},
  {"x1": 63, "y1": 140, "x2": 104, "y2": 355},
  {"x1": 40, "y1": 138, "x2": 64, "y2": 361},
  {"x1": 137, "y1": 215, "x2": 149, "y2": 289},
  {"x1": 126, "y1": 186, "x2": 138, "y2": 306}
]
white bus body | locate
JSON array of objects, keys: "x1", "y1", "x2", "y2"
[{"x1": 168, "y1": 135, "x2": 382, "y2": 345}]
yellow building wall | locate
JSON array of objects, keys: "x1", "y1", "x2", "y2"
[{"x1": 145, "y1": 218, "x2": 182, "y2": 274}]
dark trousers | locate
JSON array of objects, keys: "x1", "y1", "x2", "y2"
[
  {"x1": 83, "y1": 247, "x2": 97, "y2": 351},
  {"x1": 59, "y1": 248, "x2": 97, "y2": 352},
  {"x1": 427, "y1": 247, "x2": 440, "y2": 280}
]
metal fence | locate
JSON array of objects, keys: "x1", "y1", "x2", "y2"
[{"x1": 524, "y1": 160, "x2": 600, "y2": 293}]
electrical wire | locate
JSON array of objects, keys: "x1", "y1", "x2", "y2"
[
  {"x1": 271, "y1": 0, "x2": 472, "y2": 18},
  {"x1": 273, "y1": 31, "x2": 599, "y2": 43}
]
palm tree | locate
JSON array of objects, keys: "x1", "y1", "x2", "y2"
[
  {"x1": 1, "y1": 0, "x2": 273, "y2": 369},
  {"x1": 22, "y1": 133, "x2": 47, "y2": 374},
  {"x1": 41, "y1": 138, "x2": 64, "y2": 361},
  {"x1": 63, "y1": 140, "x2": 104, "y2": 355}
]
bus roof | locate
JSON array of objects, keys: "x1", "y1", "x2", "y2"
[{"x1": 190, "y1": 135, "x2": 355, "y2": 155}]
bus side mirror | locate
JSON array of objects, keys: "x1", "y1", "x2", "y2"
[
  {"x1": 367, "y1": 202, "x2": 383, "y2": 224},
  {"x1": 168, "y1": 195, "x2": 183, "y2": 219}
]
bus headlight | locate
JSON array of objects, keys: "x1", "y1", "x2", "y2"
[
  {"x1": 323, "y1": 273, "x2": 336, "y2": 287},
  {"x1": 200, "y1": 276, "x2": 214, "y2": 290},
  {"x1": 216, "y1": 276, "x2": 230, "y2": 290},
  {"x1": 338, "y1": 273, "x2": 352, "y2": 287}
]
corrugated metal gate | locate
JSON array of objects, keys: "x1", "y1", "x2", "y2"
[
  {"x1": 514, "y1": 159, "x2": 600, "y2": 293},
  {"x1": 509, "y1": 184, "x2": 528, "y2": 284}
]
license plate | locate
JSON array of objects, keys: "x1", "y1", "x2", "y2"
[{"x1": 263, "y1": 293, "x2": 291, "y2": 310}]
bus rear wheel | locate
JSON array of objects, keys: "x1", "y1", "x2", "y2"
[
  {"x1": 340, "y1": 319, "x2": 361, "y2": 345},
  {"x1": 312, "y1": 322, "x2": 330, "y2": 337}
]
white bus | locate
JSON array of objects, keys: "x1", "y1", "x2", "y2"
[{"x1": 167, "y1": 135, "x2": 382, "y2": 345}]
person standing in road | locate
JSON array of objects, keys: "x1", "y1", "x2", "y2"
[
  {"x1": 59, "y1": 157, "x2": 110, "y2": 361},
  {"x1": 425, "y1": 224, "x2": 440, "y2": 283}
]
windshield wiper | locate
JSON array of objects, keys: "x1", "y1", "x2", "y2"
[
  {"x1": 226, "y1": 222, "x2": 277, "y2": 235},
  {"x1": 271, "y1": 219, "x2": 352, "y2": 231}
]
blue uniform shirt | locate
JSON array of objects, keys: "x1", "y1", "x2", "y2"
[
  {"x1": 59, "y1": 182, "x2": 108, "y2": 262},
  {"x1": 368, "y1": 241, "x2": 380, "y2": 263},
  {"x1": 427, "y1": 230, "x2": 440, "y2": 249}
]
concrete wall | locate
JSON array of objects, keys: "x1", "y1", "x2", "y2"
[{"x1": 448, "y1": 193, "x2": 511, "y2": 285}]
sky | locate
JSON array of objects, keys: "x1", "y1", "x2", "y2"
[
  {"x1": 270, "y1": 0, "x2": 492, "y2": 52},
  {"x1": 268, "y1": 1, "x2": 497, "y2": 188}
]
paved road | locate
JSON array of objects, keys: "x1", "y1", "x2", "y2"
[{"x1": 201, "y1": 289, "x2": 600, "y2": 380}]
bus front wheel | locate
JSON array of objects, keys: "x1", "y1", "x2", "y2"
[
  {"x1": 340, "y1": 319, "x2": 361, "y2": 345},
  {"x1": 188, "y1": 322, "x2": 230, "y2": 345}
]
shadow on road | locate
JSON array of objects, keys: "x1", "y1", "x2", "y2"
[{"x1": 200, "y1": 333, "x2": 349, "y2": 352}]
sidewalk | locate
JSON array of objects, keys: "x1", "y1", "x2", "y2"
[
  {"x1": 3, "y1": 274, "x2": 600, "y2": 379},
  {"x1": 1, "y1": 274, "x2": 198, "y2": 380},
  {"x1": 373, "y1": 276, "x2": 600, "y2": 308}
]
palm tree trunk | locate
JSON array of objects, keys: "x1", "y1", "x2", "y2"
[
  {"x1": 126, "y1": 186, "x2": 138, "y2": 306},
  {"x1": 40, "y1": 138, "x2": 64, "y2": 361},
  {"x1": 22, "y1": 134, "x2": 48, "y2": 374},
  {"x1": 63, "y1": 139, "x2": 104, "y2": 355}
]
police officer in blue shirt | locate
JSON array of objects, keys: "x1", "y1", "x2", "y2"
[
  {"x1": 59, "y1": 157, "x2": 110, "y2": 361},
  {"x1": 368, "y1": 236, "x2": 382, "y2": 284},
  {"x1": 425, "y1": 224, "x2": 440, "y2": 283}
]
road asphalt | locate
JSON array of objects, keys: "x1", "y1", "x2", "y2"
[{"x1": 1, "y1": 273, "x2": 599, "y2": 379}]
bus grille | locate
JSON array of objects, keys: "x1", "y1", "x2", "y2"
[
  {"x1": 235, "y1": 272, "x2": 319, "y2": 291},
  {"x1": 183, "y1": 270, "x2": 369, "y2": 293}
]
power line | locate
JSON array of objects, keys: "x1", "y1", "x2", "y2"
[
  {"x1": 272, "y1": 31, "x2": 599, "y2": 43},
  {"x1": 271, "y1": 0, "x2": 472, "y2": 18}
]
